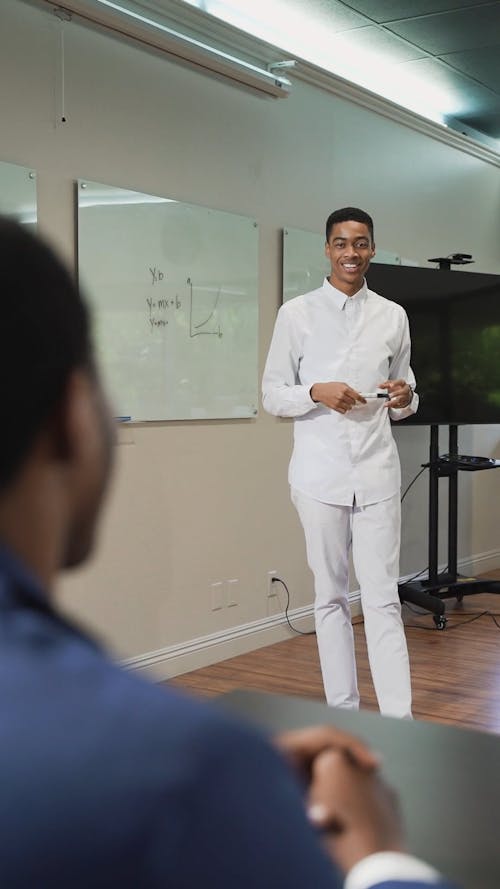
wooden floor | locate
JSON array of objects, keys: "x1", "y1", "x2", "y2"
[{"x1": 170, "y1": 575, "x2": 500, "y2": 735}]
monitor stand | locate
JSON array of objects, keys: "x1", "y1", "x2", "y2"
[{"x1": 398, "y1": 424, "x2": 500, "y2": 628}]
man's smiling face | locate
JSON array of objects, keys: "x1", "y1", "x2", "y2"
[{"x1": 325, "y1": 219, "x2": 375, "y2": 296}]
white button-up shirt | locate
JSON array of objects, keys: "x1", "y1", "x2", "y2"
[{"x1": 262, "y1": 277, "x2": 418, "y2": 506}]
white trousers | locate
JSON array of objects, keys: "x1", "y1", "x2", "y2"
[{"x1": 291, "y1": 488, "x2": 412, "y2": 719}]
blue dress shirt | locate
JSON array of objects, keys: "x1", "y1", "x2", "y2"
[{"x1": 0, "y1": 545, "x2": 455, "y2": 888}]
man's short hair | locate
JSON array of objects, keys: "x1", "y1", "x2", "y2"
[
  {"x1": 0, "y1": 218, "x2": 92, "y2": 490},
  {"x1": 325, "y1": 207, "x2": 374, "y2": 243}
]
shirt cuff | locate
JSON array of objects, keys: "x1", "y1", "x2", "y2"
[
  {"x1": 389, "y1": 390, "x2": 419, "y2": 421},
  {"x1": 262, "y1": 384, "x2": 318, "y2": 417},
  {"x1": 289, "y1": 385, "x2": 318, "y2": 416},
  {"x1": 345, "y1": 851, "x2": 442, "y2": 889},
  {"x1": 287, "y1": 385, "x2": 318, "y2": 415}
]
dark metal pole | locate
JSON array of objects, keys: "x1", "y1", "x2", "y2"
[
  {"x1": 428, "y1": 425, "x2": 439, "y2": 586},
  {"x1": 448, "y1": 425, "x2": 458, "y2": 579}
]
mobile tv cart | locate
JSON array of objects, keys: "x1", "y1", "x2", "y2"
[{"x1": 398, "y1": 424, "x2": 500, "y2": 629}]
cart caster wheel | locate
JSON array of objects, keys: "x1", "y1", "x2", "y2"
[{"x1": 433, "y1": 615, "x2": 447, "y2": 630}]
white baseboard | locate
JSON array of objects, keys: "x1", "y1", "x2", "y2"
[
  {"x1": 122, "y1": 548, "x2": 500, "y2": 681},
  {"x1": 122, "y1": 605, "x2": 315, "y2": 681},
  {"x1": 454, "y1": 547, "x2": 500, "y2": 577}
]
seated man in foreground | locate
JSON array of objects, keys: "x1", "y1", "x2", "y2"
[{"x1": 0, "y1": 219, "x2": 455, "y2": 888}]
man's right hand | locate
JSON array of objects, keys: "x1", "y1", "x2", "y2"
[{"x1": 310, "y1": 382, "x2": 366, "y2": 414}]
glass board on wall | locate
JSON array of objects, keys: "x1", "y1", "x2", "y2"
[
  {"x1": 0, "y1": 160, "x2": 36, "y2": 225},
  {"x1": 78, "y1": 181, "x2": 259, "y2": 421},
  {"x1": 283, "y1": 226, "x2": 405, "y2": 303}
]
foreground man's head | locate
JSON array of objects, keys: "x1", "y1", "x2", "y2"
[{"x1": 0, "y1": 218, "x2": 114, "y2": 587}]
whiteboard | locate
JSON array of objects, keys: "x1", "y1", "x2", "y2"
[
  {"x1": 78, "y1": 181, "x2": 259, "y2": 421},
  {"x1": 283, "y1": 226, "x2": 410, "y2": 302},
  {"x1": 0, "y1": 160, "x2": 36, "y2": 224}
]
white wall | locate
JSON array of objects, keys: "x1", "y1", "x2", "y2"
[{"x1": 2, "y1": 0, "x2": 500, "y2": 674}]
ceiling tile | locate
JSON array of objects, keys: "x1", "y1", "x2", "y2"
[
  {"x1": 403, "y1": 57, "x2": 500, "y2": 114},
  {"x1": 441, "y1": 46, "x2": 500, "y2": 94},
  {"x1": 292, "y1": 0, "x2": 372, "y2": 32},
  {"x1": 340, "y1": 1, "x2": 496, "y2": 24},
  {"x1": 385, "y1": 6, "x2": 500, "y2": 54},
  {"x1": 331, "y1": 25, "x2": 428, "y2": 62}
]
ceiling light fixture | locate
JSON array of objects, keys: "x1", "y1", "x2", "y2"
[{"x1": 35, "y1": 0, "x2": 292, "y2": 98}]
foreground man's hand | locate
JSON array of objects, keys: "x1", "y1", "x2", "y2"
[
  {"x1": 308, "y1": 747, "x2": 405, "y2": 873},
  {"x1": 275, "y1": 726, "x2": 405, "y2": 874}
]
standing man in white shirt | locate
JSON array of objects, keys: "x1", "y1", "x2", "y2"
[{"x1": 262, "y1": 207, "x2": 418, "y2": 719}]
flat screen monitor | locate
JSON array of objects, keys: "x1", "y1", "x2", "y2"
[{"x1": 367, "y1": 263, "x2": 500, "y2": 425}]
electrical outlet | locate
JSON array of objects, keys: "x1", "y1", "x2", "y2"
[
  {"x1": 210, "y1": 581, "x2": 223, "y2": 611},
  {"x1": 267, "y1": 590, "x2": 282, "y2": 617},
  {"x1": 267, "y1": 570, "x2": 278, "y2": 597},
  {"x1": 226, "y1": 578, "x2": 239, "y2": 607}
]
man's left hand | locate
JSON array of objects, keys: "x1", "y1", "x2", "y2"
[{"x1": 379, "y1": 380, "x2": 412, "y2": 409}]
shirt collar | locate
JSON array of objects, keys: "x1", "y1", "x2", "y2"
[
  {"x1": 322, "y1": 276, "x2": 368, "y2": 310},
  {"x1": 0, "y1": 540, "x2": 103, "y2": 652},
  {"x1": 0, "y1": 541, "x2": 51, "y2": 611}
]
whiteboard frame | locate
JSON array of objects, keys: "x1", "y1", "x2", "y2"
[{"x1": 77, "y1": 180, "x2": 259, "y2": 422}]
